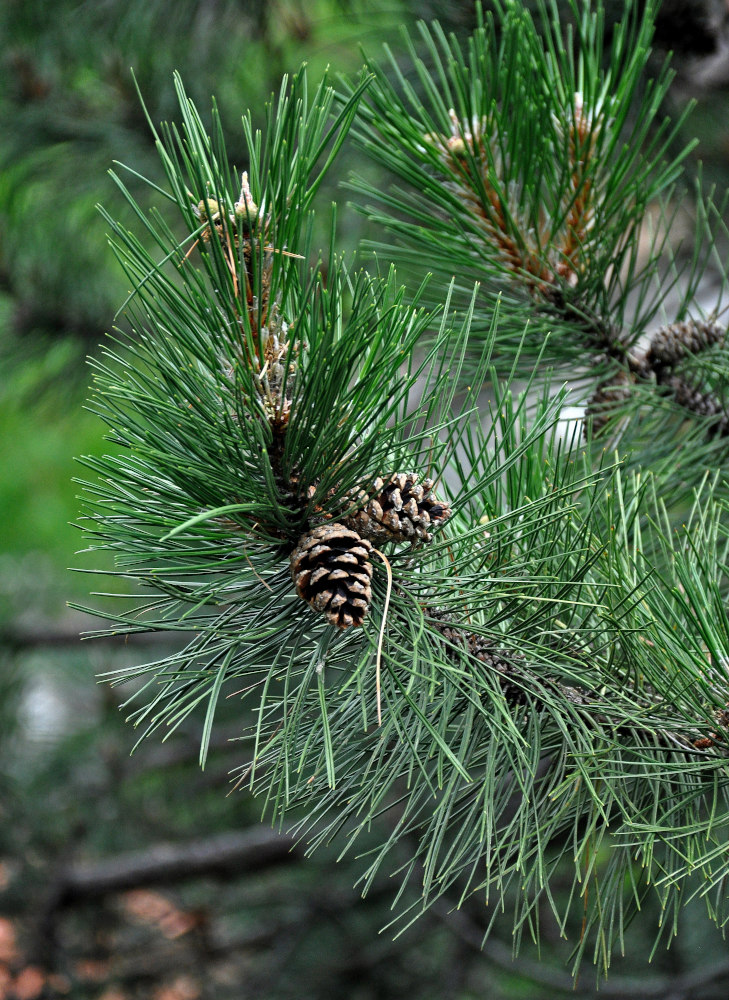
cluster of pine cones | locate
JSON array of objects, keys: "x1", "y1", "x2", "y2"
[
  {"x1": 587, "y1": 318, "x2": 727, "y2": 433},
  {"x1": 290, "y1": 473, "x2": 451, "y2": 629}
]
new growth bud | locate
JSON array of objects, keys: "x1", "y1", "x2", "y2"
[
  {"x1": 234, "y1": 171, "x2": 260, "y2": 227},
  {"x1": 197, "y1": 197, "x2": 222, "y2": 221}
]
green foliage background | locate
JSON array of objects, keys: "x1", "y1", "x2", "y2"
[{"x1": 2, "y1": 2, "x2": 729, "y2": 999}]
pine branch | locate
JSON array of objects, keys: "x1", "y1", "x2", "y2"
[
  {"x1": 426, "y1": 607, "x2": 729, "y2": 754},
  {"x1": 341, "y1": 0, "x2": 729, "y2": 478},
  {"x1": 78, "y1": 17, "x2": 729, "y2": 977},
  {"x1": 438, "y1": 901, "x2": 729, "y2": 1000}
]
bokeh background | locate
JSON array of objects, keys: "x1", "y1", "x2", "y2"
[{"x1": 2, "y1": 2, "x2": 729, "y2": 998}]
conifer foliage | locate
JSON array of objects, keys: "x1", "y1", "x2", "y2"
[
  {"x1": 345, "y1": 0, "x2": 729, "y2": 492},
  {"x1": 78, "y1": 1, "x2": 729, "y2": 978}
]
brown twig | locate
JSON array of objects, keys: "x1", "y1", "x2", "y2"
[
  {"x1": 554, "y1": 95, "x2": 598, "y2": 286},
  {"x1": 426, "y1": 609, "x2": 729, "y2": 755},
  {"x1": 434, "y1": 899, "x2": 729, "y2": 999}
]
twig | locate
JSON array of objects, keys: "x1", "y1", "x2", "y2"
[
  {"x1": 427, "y1": 610, "x2": 729, "y2": 755},
  {"x1": 0, "y1": 619, "x2": 183, "y2": 649}
]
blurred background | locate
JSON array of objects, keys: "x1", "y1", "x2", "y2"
[{"x1": 2, "y1": 2, "x2": 729, "y2": 998}]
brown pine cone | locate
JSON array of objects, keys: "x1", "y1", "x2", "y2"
[
  {"x1": 584, "y1": 369, "x2": 632, "y2": 433},
  {"x1": 344, "y1": 473, "x2": 451, "y2": 544},
  {"x1": 647, "y1": 319, "x2": 725, "y2": 370},
  {"x1": 290, "y1": 523, "x2": 373, "y2": 629},
  {"x1": 659, "y1": 374, "x2": 729, "y2": 435}
]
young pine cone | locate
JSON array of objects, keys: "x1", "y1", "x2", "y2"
[
  {"x1": 291, "y1": 523, "x2": 373, "y2": 629},
  {"x1": 344, "y1": 473, "x2": 451, "y2": 544}
]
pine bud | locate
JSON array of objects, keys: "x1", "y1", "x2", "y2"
[
  {"x1": 197, "y1": 197, "x2": 222, "y2": 221},
  {"x1": 234, "y1": 171, "x2": 260, "y2": 227},
  {"x1": 447, "y1": 136, "x2": 468, "y2": 159}
]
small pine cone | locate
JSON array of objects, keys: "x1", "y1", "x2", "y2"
[
  {"x1": 291, "y1": 523, "x2": 373, "y2": 629},
  {"x1": 465, "y1": 634, "x2": 526, "y2": 702},
  {"x1": 345, "y1": 473, "x2": 451, "y2": 544},
  {"x1": 647, "y1": 319, "x2": 725, "y2": 369},
  {"x1": 584, "y1": 370, "x2": 632, "y2": 433},
  {"x1": 714, "y1": 708, "x2": 729, "y2": 730},
  {"x1": 426, "y1": 607, "x2": 465, "y2": 647},
  {"x1": 663, "y1": 374, "x2": 725, "y2": 419}
]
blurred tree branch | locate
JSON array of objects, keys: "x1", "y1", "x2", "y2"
[{"x1": 53, "y1": 827, "x2": 300, "y2": 903}]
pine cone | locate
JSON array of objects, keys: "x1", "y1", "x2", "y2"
[
  {"x1": 647, "y1": 319, "x2": 725, "y2": 370},
  {"x1": 661, "y1": 374, "x2": 729, "y2": 435},
  {"x1": 584, "y1": 369, "x2": 632, "y2": 433},
  {"x1": 344, "y1": 473, "x2": 451, "y2": 544},
  {"x1": 291, "y1": 523, "x2": 373, "y2": 629}
]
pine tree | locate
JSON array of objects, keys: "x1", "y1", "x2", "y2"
[{"x1": 77, "y1": 1, "x2": 729, "y2": 979}]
